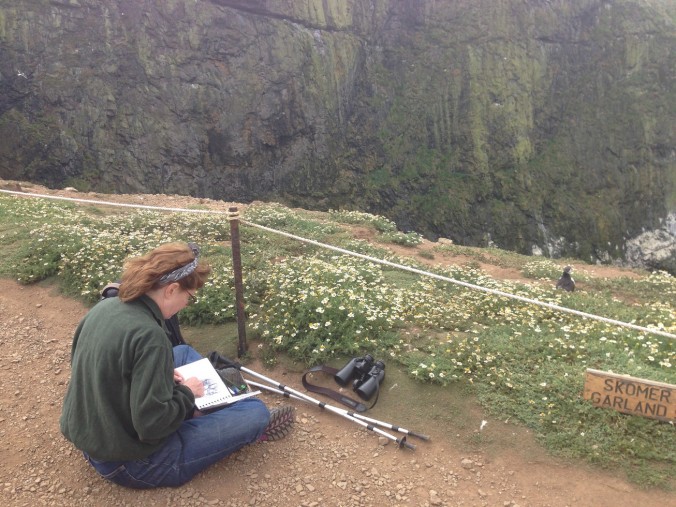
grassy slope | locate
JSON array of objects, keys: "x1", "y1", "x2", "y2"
[{"x1": 0, "y1": 184, "x2": 673, "y2": 488}]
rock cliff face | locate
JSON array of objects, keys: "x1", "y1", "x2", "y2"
[{"x1": 0, "y1": 0, "x2": 674, "y2": 270}]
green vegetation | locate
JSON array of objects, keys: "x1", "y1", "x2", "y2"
[
  {"x1": 328, "y1": 209, "x2": 423, "y2": 246},
  {"x1": 0, "y1": 194, "x2": 674, "y2": 487}
]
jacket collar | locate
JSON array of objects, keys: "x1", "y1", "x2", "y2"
[{"x1": 137, "y1": 294, "x2": 170, "y2": 333}]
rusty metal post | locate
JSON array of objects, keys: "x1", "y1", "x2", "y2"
[{"x1": 228, "y1": 207, "x2": 247, "y2": 357}]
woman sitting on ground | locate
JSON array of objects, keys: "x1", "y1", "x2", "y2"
[{"x1": 60, "y1": 242, "x2": 290, "y2": 489}]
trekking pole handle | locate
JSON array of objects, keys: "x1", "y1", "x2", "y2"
[{"x1": 406, "y1": 430, "x2": 431, "y2": 441}]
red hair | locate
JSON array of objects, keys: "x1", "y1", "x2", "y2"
[{"x1": 118, "y1": 242, "x2": 211, "y2": 302}]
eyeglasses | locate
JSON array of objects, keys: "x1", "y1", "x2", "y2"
[{"x1": 186, "y1": 290, "x2": 198, "y2": 305}]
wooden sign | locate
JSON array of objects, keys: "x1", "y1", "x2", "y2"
[{"x1": 583, "y1": 369, "x2": 675, "y2": 422}]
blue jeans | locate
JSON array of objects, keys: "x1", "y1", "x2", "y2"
[
  {"x1": 86, "y1": 346, "x2": 270, "y2": 488},
  {"x1": 172, "y1": 344, "x2": 203, "y2": 366}
]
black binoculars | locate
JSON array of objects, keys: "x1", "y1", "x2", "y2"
[{"x1": 334, "y1": 354, "x2": 385, "y2": 400}]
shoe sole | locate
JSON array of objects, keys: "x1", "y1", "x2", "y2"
[{"x1": 262, "y1": 405, "x2": 295, "y2": 441}]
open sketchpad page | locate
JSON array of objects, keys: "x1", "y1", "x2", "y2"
[{"x1": 175, "y1": 358, "x2": 260, "y2": 410}]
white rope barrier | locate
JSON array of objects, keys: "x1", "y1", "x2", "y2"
[
  {"x1": 0, "y1": 189, "x2": 226, "y2": 214},
  {"x1": 2, "y1": 188, "x2": 674, "y2": 340}
]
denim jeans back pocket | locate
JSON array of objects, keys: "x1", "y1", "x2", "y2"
[{"x1": 86, "y1": 454, "x2": 158, "y2": 489}]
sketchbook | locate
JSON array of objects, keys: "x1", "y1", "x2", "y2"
[{"x1": 175, "y1": 358, "x2": 260, "y2": 410}]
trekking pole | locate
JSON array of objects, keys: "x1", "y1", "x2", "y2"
[
  {"x1": 248, "y1": 380, "x2": 430, "y2": 441},
  {"x1": 244, "y1": 371, "x2": 415, "y2": 450},
  {"x1": 207, "y1": 353, "x2": 415, "y2": 449}
]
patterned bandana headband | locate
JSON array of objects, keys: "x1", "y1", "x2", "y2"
[{"x1": 158, "y1": 242, "x2": 200, "y2": 285}]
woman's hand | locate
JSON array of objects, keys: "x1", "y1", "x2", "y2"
[{"x1": 181, "y1": 376, "x2": 205, "y2": 397}]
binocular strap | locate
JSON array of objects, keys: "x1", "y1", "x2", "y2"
[
  {"x1": 207, "y1": 351, "x2": 240, "y2": 370},
  {"x1": 302, "y1": 365, "x2": 374, "y2": 412}
]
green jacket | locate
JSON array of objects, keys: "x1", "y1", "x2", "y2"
[{"x1": 60, "y1": 295, "x2": 195, "y2": 461}]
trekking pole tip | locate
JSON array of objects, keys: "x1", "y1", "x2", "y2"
[
  {"x1": 409, "y1": 431, "x2": 431, "y2": 441},
  {"x1": 397, "y1": 436, "x2": 416, "y2": 450}
]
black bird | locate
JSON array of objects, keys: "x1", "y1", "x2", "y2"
[{"x1": 556, "y1": 265, "x2": 575, "y2": 292}]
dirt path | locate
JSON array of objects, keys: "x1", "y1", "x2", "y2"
[{"x1": 0, "y1": 279, "x2": 672, "y2": 507}]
